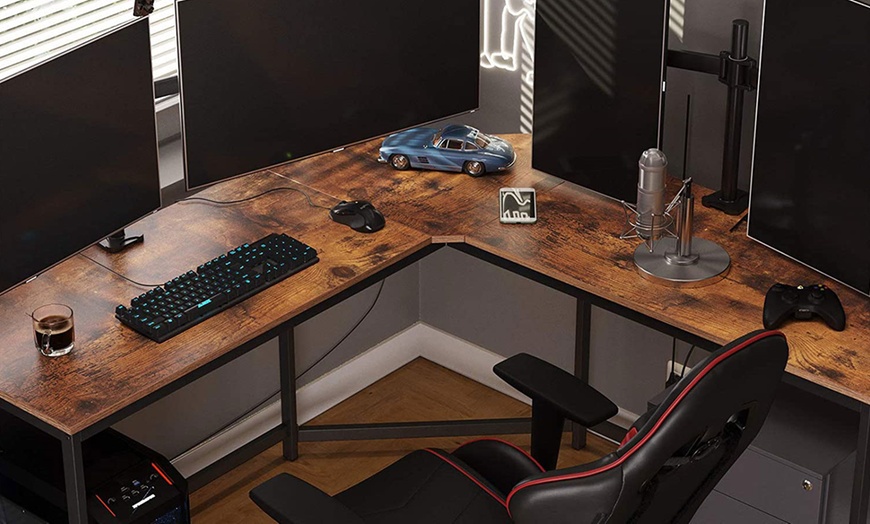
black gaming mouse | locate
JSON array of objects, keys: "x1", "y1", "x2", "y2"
[{"x1": 329, "y1": 200, "x2": 386, "y2": 233}]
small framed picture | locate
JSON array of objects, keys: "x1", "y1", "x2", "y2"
[{"x1": 499, "y1": 188, "x2": 537, "y2": 224}]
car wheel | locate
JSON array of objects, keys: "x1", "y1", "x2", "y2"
[
  {"x1": 464, "y1": 160, "x2": 485, "y2": 177},
  {"x1": 390, "y1": 154, "x2": 410, "y2": 170}
]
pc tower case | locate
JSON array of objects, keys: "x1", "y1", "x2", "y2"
[{"x1": 0, "y1": 410, "x2": 189, "y2": 524}]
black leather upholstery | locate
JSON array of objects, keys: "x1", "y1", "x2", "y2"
[
  {"x1": 334, "y1": 449, "x2": 512, "y2": 524},
  {"x1": 250, "y1": 474, "x2": 366, "y2": 524},
  {"x1": 494, "y1": 353, "x2": 618, "y2": 426},
  {"x1": 494, "y1": 353, "x2": 619, "y2": 470},
  {"x1": 507, "y1": 330, "x2": 788, "y2": 523},
  {"x1": 452, "y1": 438, "x2": 544, "y2": 496},
  {"x1": 250, "y1": 330, "x2": 788, "y2": 524}
]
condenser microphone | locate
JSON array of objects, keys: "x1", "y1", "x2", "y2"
[{"x1": 636, "y1": 149, "x2": 668, "y2": 240}]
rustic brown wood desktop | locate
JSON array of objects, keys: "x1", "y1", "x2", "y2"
[{"x1": 0, "y1": 135, "x2": 868, "y2": 524}]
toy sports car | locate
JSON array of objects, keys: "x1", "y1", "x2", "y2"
[{"x1": 378, "y1": 124, "x2": 516, "y2": 177}]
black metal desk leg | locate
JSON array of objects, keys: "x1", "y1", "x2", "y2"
[
  {"x1": 62, "y1": 433, "x2": 88, "y2": 524},
  {"x1": 573, "y1": 300, "x2": 592, "y2": 449},
  {"x1": 279, "y1": 328, "x2": 299, "y2": 461},
  {"x1": 850, "y1": 404, "x2": 870, "y2": 524}
]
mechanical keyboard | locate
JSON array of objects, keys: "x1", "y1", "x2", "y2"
[{"x1": 115, "y1": 233, "x2": 318, "y2": 342}]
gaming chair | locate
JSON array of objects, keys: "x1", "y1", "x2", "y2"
[{"x1": 250, "y1": 329, "x2": 788, "y2": 523}]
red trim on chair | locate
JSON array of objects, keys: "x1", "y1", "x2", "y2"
[
  {"x1": 620, "y1": 427, "x2": 638, "y2": 447},
  {"x1": 424, "y1": 448, "x2": 508, "y2": 508},
  {"x1": 455, "y1": 438, "x2": 546, "y2": 472},
  {"x1": 505, "y1": 331, "x2": 784, "y2": 511}
]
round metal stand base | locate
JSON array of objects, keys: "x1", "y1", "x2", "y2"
[{"x1": 634, "y1": 238, "x2": 731, "y2": 287}]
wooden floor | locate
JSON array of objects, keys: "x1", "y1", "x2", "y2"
[{"x1": 190, "y1": 358, "x2": 618, "y2": 523}]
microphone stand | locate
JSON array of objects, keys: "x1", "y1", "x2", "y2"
[{"x1": 631, "y1": 179, "x2": 731, "y2": 287}]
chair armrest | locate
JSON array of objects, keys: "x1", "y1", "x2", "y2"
[
  {"x1": 250, "y1": 473, "x2": 366, "y2": 524},
  {"x1": 494, "y1": 353, "x2": 617, "y2": 427}
]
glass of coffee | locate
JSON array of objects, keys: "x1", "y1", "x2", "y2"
[{"x1": 31, "y1": 304, "x2": 75, "y2": 357}]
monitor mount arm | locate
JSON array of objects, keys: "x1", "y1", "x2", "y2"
[
  {"x1": 99, "y1": 229, "x2": 144, "y2": 254},
  {"x1": 668, "y1": 19, "x2": 757, "y2": 216}
]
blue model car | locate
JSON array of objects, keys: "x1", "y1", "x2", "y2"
[{"x1": 378, "y1": 124, "x2": 516, "y2": 177}]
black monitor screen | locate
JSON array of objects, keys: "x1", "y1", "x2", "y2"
[
  {"x1": 0, "y1": 20, "x2": 161, "y2": 295},
  {"x1": 748, "y1": 0, "x2": 870, "y2": 294},
  {"x1": 177, "y1": 0, "x2": 480, "y2": 190},
  {"x1": 532, "y1": 0, "x2": 668, "y2": 202}
]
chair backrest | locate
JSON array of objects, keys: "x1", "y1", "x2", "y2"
[{"x1": 506, "y1": 330, "x2": 789, "y2": 524}]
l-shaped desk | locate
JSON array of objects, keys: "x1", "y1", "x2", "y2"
[{"x1": 0, "y1": 135, "x2": 868, "y2": 524}]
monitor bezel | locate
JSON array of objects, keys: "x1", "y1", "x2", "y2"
[
  {"x1": 746, "y1": 0, "x2": 870, "y2": 297},
  {"x1": 0, "y1": 18, "x2": 162, "y2": 296}
]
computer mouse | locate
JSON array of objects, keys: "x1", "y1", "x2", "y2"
[{"x1": 329, "y1": 200, "x2": 386, "y2": 233}]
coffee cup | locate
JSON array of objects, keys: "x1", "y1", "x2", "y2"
[{"x1": 31, "y1": 304, "x2": 75, "y2": 357}]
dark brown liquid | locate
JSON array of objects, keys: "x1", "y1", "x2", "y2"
[{"x1": 34, "y1": 315, "x2": 74, "y2": 351}]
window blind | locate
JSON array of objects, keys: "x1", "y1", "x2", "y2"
[{"x1": 0, "y1": 0, "x2": 177, "y2": 82}]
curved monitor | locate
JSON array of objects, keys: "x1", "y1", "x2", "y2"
[
  {"x1": 177, "y1": 0, "x2": 480, "y2": 190},
  {"x1": 0, "y1": 19, "x2": 161, "y2": 295}
]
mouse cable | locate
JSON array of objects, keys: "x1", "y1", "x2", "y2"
[
  {"x1": 181, "y1": 186, "x2": 332, "y2": 210},
  {"x1": 170, "y1": 278, "x2": 386, "y2": 461},
  {"x1": 81, "y1": 187, "x2": 329, "y2": 288},
  {"x1": 80, "y1": 253, "x2": 164, "y2": 288},
  {"x1": 666, "y1": 338, "x2": 679, "y2": 387},
  {"x1": 681, "y1": 345, "x2": 697, "y2": 379},
  {"x1": 296, "y1": 279, "x2": 385, "y2": 380}
]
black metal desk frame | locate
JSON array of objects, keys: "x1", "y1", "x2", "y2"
[{"x1": 2, "y1": 241, "x2": 868, "y2": 524}]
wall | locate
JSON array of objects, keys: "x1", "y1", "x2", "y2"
[{"x1": 419, "y1": 246, "x2": 683, "y2": 419}]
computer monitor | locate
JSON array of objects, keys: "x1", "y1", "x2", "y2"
[
  {"x1": 532, "y1": 0, "x2": 669, "y2": 203},
  {"x1": 0, "y1": 19, "x2": 161, "y2": 295},
  {"x1": 177, "y1": 0, "x2": 480, "y2": 190},
  {"x1": 748, "y1": 0, "x2": 870, "y2": 295}
]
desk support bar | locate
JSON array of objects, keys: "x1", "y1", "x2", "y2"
[
  {"x1": 573, "y1": 300, "x2": 592, "y2": 449},
  {"x1": 188, "y1": 424, "x2": 289, "y2": 492},
  {"x1": 299, "y1": 419, "x2": 533, "y2": 441},
  {"x1": 279, "y1": 329, "x2": 299, "y2": 461},
  {"x1": 851, "y1": 404, "x2": 870, "y2": 524},
  {"x1": 62, "y1": 433, "x2": 88, "y2": 524}
]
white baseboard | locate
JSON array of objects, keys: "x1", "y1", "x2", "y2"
[
  {"x1": 415, "y1": 325, "x2": 637, "y2": 435},
  {"x1": 415, "y1": 324, "x2": 532, "y2": 404},
  {"x1": 613, "y1": 408, "x2": 639, "y2": 430},
  {"x1": 171, "y1": 322, "x2": 634, "y2": 477}
]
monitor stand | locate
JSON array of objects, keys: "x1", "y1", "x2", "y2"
[
  {"x1": 701, "y1": 189, "x2": 749, "y2": 216},
  {"x1": 99, "y1": 229, "x2": 144, "y2": 254}
]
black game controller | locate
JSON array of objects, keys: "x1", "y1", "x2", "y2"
[{"x1": 763, "y1": 283, "x2": 846, "y2": 331}]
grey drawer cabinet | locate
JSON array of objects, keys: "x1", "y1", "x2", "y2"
[
  {"x1": 693, "y1": 491, "x2": 787, "y2": 524},
  {"x1": 650, "y1": 383, "x2": 858, "y2": 523},
  {"x1": 700, "y1": 446, "x2": 854, "y2": 523}
]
